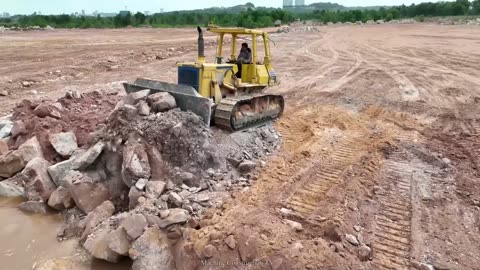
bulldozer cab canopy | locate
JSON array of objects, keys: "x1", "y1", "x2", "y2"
[{"x1": 206, "y1": 24, "x2": 271, "y2": 65}]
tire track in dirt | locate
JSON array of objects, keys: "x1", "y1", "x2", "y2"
[{"x1": 373, "y1": 159, "x2": 413, "y2": 270}]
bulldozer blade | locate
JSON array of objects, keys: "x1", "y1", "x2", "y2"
[{"x1": 123, "y1": 78, "x2": 212, "y2": 126}]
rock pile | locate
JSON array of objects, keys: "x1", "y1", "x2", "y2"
[{"x1": 0, "y1": 88, "x2": 281, "y2": 267}]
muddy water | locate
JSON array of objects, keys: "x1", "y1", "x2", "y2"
[{"x1": 0, "y1": 198, "x2": 131, "y2": 270}]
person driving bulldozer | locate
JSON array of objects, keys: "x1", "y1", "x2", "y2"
[{"x1": 236, "y1": 43, "x2": 252, "y2": 78}]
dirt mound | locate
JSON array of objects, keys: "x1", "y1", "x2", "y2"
[{"x1": 9, "y1": 91, "x2": 121, "y2": 162}]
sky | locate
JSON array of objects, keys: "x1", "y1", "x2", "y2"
[{"x1": 0, "y1": 0, "x2": 439, "y2": 15}]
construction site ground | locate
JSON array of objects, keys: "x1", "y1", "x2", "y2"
[{"x1": 1, "y1": 24, "x2": 480, "y2": 270}]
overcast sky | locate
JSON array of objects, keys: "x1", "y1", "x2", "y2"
[{"x1": 1, "y1": 0, "x2": 438, "y2": 15}]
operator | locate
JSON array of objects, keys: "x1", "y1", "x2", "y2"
[{"x1": 236, "y1": 43, "x2": 252, "y2": 78}]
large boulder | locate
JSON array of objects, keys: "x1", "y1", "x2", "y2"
[
  {"x1": 147, "y1": 92, "x2": 177, "y2": 113},
  {"x1": 107, "y1": 227, "x2": 131, "y2": 256},
  {"x1": 158, "y1": 208, "x2": 190, "y2": 228},
  {"x1": 68, "y1": 181, "x2": 110, "y2": 213},
  {"x1": 47, "y1": 186, "x2": 74, "y2": 210},
  {"x1": 18, "y1": 136, "x2": 44, "y2": 162},
  {"x1": 122, "y1": 140, "x2": 151, "y2": 187},
  {"x1": 22, "y1": 157, "x2": 57, "y2": 202},
  {"x1": 81, "y1": 200, "x2": 115, "y2": 241},
  {"x1": 49, "y1": 131, "x2": 78, "y2": 157},
  {"x1": 0, "y1": 150, "x2": 25, "y2": 178},
  {"x1": 83, "y1": 226, "x2": 120, "y2": 263},
  {"x1": 0, "y1": 177, "x2": 24, "y2": 197},
  {"x1": 18, "y1": 201, "x2": 51, "y2": 214},
  {"x1": 145, "y1": 181, "x2": 166, "y2": 199},
  {"x1": 129, "y1": 227, "x2": 174, "y2": 270},
  {"x1": 72, "y1": 140, "x2": 105, "y2": 170},
  {"x1": 47, "y1": 160, "x2": 75, "y2": 187}
]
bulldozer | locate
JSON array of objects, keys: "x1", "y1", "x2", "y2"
[{"x1": 123, "y1": 24, "x2": 284, "y2": 132}]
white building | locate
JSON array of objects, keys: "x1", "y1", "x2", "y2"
[
  {"x1": 295, "y1": 0, "x2": 305, "y2": 6},
  {"x1": 283, "y1": 0, "x2": 294, "y2": 8}
]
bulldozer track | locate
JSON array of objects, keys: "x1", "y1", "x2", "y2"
[
  {"x1": 285, "y1": 139, "x2": 363, "y2": 224},
  {"x1": 373, "y1": 159, "x2": 413, "y2": 270}
]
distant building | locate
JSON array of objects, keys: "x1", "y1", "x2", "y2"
[
  {"x1": 1, "y1": 12, "x2": 10, "y2": 18},
  {"x1": 295, "y1": 0, "x2": 305, "y2": 6},
  {"x1": 119, "y1": 10, "x2": 130, "y2": 17},
  {"x1": 283, "y1": 0, "x2": 293, "y2": 8}
]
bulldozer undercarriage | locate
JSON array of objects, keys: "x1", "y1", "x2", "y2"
[{"x1": 214, "y1": 94, "x2": 285, "y2": 131}]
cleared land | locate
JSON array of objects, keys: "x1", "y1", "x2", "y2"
[{"x1": 1, "y1": 24, "x2": 480, "y2": 269}]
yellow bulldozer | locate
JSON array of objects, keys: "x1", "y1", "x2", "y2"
[{"x1": 123, "y1": 24, "x2": 284, "y2": 131}]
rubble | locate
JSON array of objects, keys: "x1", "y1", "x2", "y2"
[
  {"x1": 121, "y1": 213, "x2": 147, "y2": 240},
  {"x1": 68, "y1": 181, "x2": 110, "y2": 213},
  {"x1": 0, "y1": 120, "x2": 13, "y2": 139},
  {"x1": 22, "y1": 157, "x2": 57, "y2": 202},
  {"x1": 158, "y1": 208, "x2": 190, "y2": 228},
  {"x1": 345, "y1": 234, "x2": 360, "y2": 246},
  {"x1": 146, "y1": 92, "x2": 177, "y2": 112},
  {"x1": 47, "y1": 186, "x2": 74, "y2": 210},
  {"x1": 0, "y1": 178, "x2": 24, "y2": 197},
  {"x1": 129, "y1": 227, "x2": 174, "y2": 270}
]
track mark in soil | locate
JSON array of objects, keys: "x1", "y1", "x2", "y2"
[{"x1": 373, "y1": 159, "x2": 413, "y2": 270}]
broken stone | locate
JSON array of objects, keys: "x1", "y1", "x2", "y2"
[
  {"x1": 237, "y1": 236, "x2": 257, "y2": 263},
  {"x1": 145, "y1": 146, "x2": 168, "y2": 182},
  {"x1": 33, "y1": 104, "x2": 62, "y2": 119},
  {"x1": 238, "y1": 160, "x2": 256, "y2": 174},
  {"x1": 169, "y1": 192, "x2": 183, "y2": 206},
  {"x1": 167, "y1": 227, "x2": 183, "y2": 239},
  {"x1": 22, "y1": 157, "x2": 57, "y2": 202},
  {"x1": 292, "y1": 242, "x2": 304, "y2": 252},
  {"x1": 83, "y1": 227, "x2": 120, "y2": 263},
  {"x1": 18, "y1": 136, "x2": 44, "y2": 162},
  {"x1": 280, "y1": 208, "x2": 294, "y2": 216},
  {"x1": 442, "y1": 157, "x2": 451, "y2": 165},
  {"x1": 128, "y1": 186, "x2": 142, "y2": 210},
  {"x1": 18, "y1": 201, "x2": 50, "y2": 214},
  {"x1": 158, "y1": 208, "x2": 189, "y2": 228},
  {"x1": 47, "y1": 186, "x2": 74, "y2": 210},
  {"x1": 0, "y1": 120, "x2": 13, "y2": 139},
  {"x1": 72, "y1": 140, "x2": 105, "y2": 170},
  {"x1": 224, "y1": 235, "x2": 236, "y2": 249},
  {"x1": 188, "y1": 192, "x2": 209, "y2": 203},
  {"x1": 203, "y1": 244, "x2": 216, "y2": 258},
  {"x1": 81, "y1": 200, "x2": 115, "y2": 241},
  {"x1": 147, "y1": 92, "x2": 177, "y2": 113},
  {"x1": 124, "y1": 90, "x2": 151, "y2": 105},
  {"x1": 122, "y1": 140, "x2": 151, "y2": 187},
  {"x1": 177, "y1": 171, "x2": 198, "y2": 187},
  {"x1": 0, "y1": 178, "x2": 24, "y2": 197},
  {"x1": 121, "y1": 104, "x2": 138, "y2": 118},
  {"x1": 47, "y1": 160, "x2": 75, "y2": 187},
  {"x1": 68, "y1": 182, "x2": 110, "y2": 213},
  {"x1": 354, "y1": 225, "x2": 361, "y2": 232},
  {"x1": 285, "y1": 219, "x2": 303, "y2": 232},
  {"x1": 178, "y1": 189, "x2": 191, "y2": 199},
  {"x1": 137, "y1": 100, "x2": 151, "y2": 116},
  {"x1": 65, "y1": 90, "x2": 82, "y2": 99},
  {"x1": 129, "y1": 227, "x2": 174, "y2": 270},
  {"x1": 0, "y1": 150, "x2": 25, "y2": 178},
  {"x1": 357, "y1": 244, "x2": 371, "y2": 261},
  {"x1": 10, "y1": 121, "x2": 27, "y2": 139},
  {"x1": 0, "y1": 139, "x2": 8, "y2": 155},
  {"x1": 49, "y1": 131, "x2": 78, "y2": 157},
  {"x1": 135, "y1": 178, "x2": 148, "y2": 191},
  {"x1": 107, "y1": 227, "x2": 131, "y2": 256},
  {"x1": 121, "y1": 213, "x2": 147, "y2": 241},
  {"x1": 345, "y1": 234, "x2": 359, "y2": 246},
  {"x1": 22, "y1": 81, "x2": 32, "y2": 87},
  {"x1": 145, "y1": 181, "x2": 166, "y2": 198}
]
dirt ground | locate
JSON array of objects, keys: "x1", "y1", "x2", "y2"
[{"x1": 1, "y1": 24, "x2": 480, "y2": 269}]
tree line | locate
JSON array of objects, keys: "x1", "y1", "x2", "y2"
[{"x1": 1, "y1": 0, "x2": 479, "y2": 29}]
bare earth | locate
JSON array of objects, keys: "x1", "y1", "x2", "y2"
[{"x1": 1, "y1": 24, "x2": 480, "y2": 269}]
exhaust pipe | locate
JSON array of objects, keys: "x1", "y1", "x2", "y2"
[{"x1": 197, "y1": 26, "x2": 205, "y2": 63}]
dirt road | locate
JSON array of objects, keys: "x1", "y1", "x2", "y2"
[{"x1": 1, "y1": 24, "x2": 480, "y2": 269}]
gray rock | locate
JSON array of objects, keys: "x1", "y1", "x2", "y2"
[
  {"x1": 285, "y1": 219, "x2": 303, "y2": 232},
  {"x1": 49, "y1": 131, "x2": 78, "y2": 157},
  {"x1": 122, "y1": 140, "x2": 151, "y2": 187},
  {"x1": 147, "y1": 92, "x2": 177, "y2": 113},
  {"x1": 158, "y1": 208, "x2": 190, "y2": 228},
  {"x1": 121, "y1": 213, "x2": 147, "y2": 241},
  {"x1": 442, "y1": 157, "x2": 451, "y2": 165},
  {"x1": 159, "y1": 209, "x2": 170, "y2": 218},
  {"x1": 177, "y1": 171, "x2": 198, "y2": 187},
  {"x1": 354, "y1": 225, "x2": 361, "y2": 232},
  {"x1": 83, "y1": 227, "x2": 120, "y2": 263},
  {"x1": 345, "y1": 234, "x2": 359, "y2": 246},
  {"x1": 238, "y1": 160, "x2": 256, "y2": 174},
  {"x1": 107, "y1": 227, "x2": 131, "y2": 256},
  {"x1": 168, "y1": 192, "x2": 183, "y2": 206},
  {"x1": 280, "y1": 208, "x2": 294, "y2": 216},
  {"x1": 18, "y1": 136, "x2": 44, "y2": 162},
  {"x1": 47, "y1": 160, "x2": 75, "y2": 187},
  {"x1": 128, "y1": 186, "x2": 142, "y2": 210},
  {"x1": 145, "y1": 181, "x2": 166, "y2": 198},
  {"x1": 65, "y1": 90, "x2": 82, "y2": 99},
  {"x1": 121, "y1": 104, "x2": 138, "y2": 118},
  {"x1": 0, "y1": 120, "x2": 13, "y2": 139},
  {"x1": 129, "y1": 227, "x2": 174, "y2": 270},
  {"x1": 135, "y1": 178, "x2": 148, "y2": 190},
  {"x1": 188, "y1": 192, "x2": 210, "y2": 203},
  {"x1": 0, "y1": 178, "x2": 24, "y2": 197},
  {"x1": 124, "y1": 90, "x2": 151, "y2": 105},
  {"x1": 47, "y1": 186, "x2": 74, "y2": 210},
  {"x1": 22, "y1": 157, "x2": 56, "y2": 202},
  {"x1": 137, "y1": 100, "x2": 150, "y2": 116},
  {"x1": 203, "y1": 244, "x2": 216, "y2": 258},
  {"x1": 18, "y1": 201, "x2": 50, "y2": 214},
  {"x1": 72, "y1": 141, "x2": 105, "y2": 170},
  {"x1": 81, "y1": 200, "x2": 115, "y2": 241},
  {"x1": 68, "y1": 181, "x2": 110, "y2": 213},
  {"x1": 357, "y1": 244, "x2": 371, "y2": 261}
]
